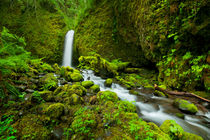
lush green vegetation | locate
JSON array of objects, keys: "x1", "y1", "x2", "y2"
[{"x1": 0, "y1": 0, "x2": 209, "y2": 139}]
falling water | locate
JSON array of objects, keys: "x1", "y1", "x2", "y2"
[{"x1": 62, "y1": 30, "x2": 75, "y2": 67}]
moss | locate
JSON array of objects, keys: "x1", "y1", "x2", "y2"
[
  {"x1": 97, "y1": 90, "x2": 119, "y2": 103},
  {"x1": 65, "y1": 94, "x2": 84, "y2": 105},
  {"x1": 117, "y1": 101, "x2": 136, "y2": 113},
  {"x1": 39, "y1": 91, "x2": 53, "y2": 102},
  {"x1": 148, "y1": 122, "x2": 171, "y2": 140},
  {"x1": 105, "y1": 78, "x2": 113, "y2": 87},
  {"x1": 46, "y1": 103, "x2": 64, "y2": 119},
  {"x1": 160, "y1": 120, "x2": 184, "y2": 139},
  {"x1": 90, "y1": 85, "x2": 100, "y2": 93},
  {"x1": 14, "y1": 114, "x2": 51, "y2": 140},
  {"x1": 129, "y1": 90, "x2": 138, "y2": 95},
  {"x1": 78, "y1": 54, "x2": 129, "y2": 77},
  {"x1": 174, "y1": 99, "x2": 198, "y2": 114},
  {"x1": 175, "y1": 113, "x2": 185, "y2": 119},
  {"x1": 154, "y1": 90, "x2": 166, "y2": 97},
  {"x1": 40, "y1": 73, "x2": 58, "y2": 90},
  {"x1": 70, "y1": 73, "x2": 83, "y2": 82},
  {"x1": 71, "y1": 109, "x2": 97, "y2": 138},
  {"x1": 181, "y1": 132, "x2": 203, "y2": 140},
  {"x1": 144, "y1": 85, "x2": 155, "y2": 90},
  {"x1": 81, "y1": 81, "x2": 94, "y2": 88}
]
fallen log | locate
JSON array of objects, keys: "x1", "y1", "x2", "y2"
[{"x1": 154, "y1": 84, "x2": 210, "y2": 103}]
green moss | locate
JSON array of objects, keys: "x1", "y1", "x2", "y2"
[
  {"x1": 81, "y1": 81, "x2": 94, "y2": 89},
  {"x1": 46, "y1": 103, "x2": 64, "y2": 119},
  {"x1": 40, "y1": 73, "x2": 58, "y2": 90},
  {"x1": 65, "y1": 94, "x2": 84, "y2": 105},
  {"x1": 117, "y1": 101, "x2": 136, "y2": 113},
  {"x1": 70, "y1": 73, "x2": 83, "y2": 82},
  {"x1": 129, "y1": 90, "x2": 138, "y2": 95},
  {"x1": 175, "y1": 113, "x2": 185, "y2": 119},
  {"x1": 97, "y1": 90, "x2": 119, "y2": 103},
  {"x1": 181, "y1": 132, "x2": 203, "y2": 140},
  {"x1": 71, "y1": 109, "x2": 97, "y2": 138},
  {"x1": 174, "y1": 99, "x2": 198, "y2": 114},
  {"x1": 39, "y1": 91, "x2": 53, "y2": 102},
  {"x1": 160, "y1": 120, "x2": 184, "y2": 139},
  {"x1": 14, "y1": 114, "x2": 51, "y2": 140},
  {"x1": 154, "y1": 90, "x2": 166, "y2": 97},
  {"x1": 105, "y1": 78, "x2": 113, "y2": 87},
  {"x1": 89, "y1": 85, "x2": 100, "y2": 93}
]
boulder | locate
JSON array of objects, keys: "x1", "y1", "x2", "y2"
[{"x1": 174, "y1": 99, "x2": 198, "y2": 114}]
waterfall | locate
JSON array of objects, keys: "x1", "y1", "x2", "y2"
[{"x1": 62, "y1": 30, "x2": 75, "y2": 67}]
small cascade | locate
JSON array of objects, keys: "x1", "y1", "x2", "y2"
[{"x1": 62, "y1": 30, "x2": 75, "y2": 67}]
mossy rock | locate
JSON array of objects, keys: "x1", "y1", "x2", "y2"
[
  {"x1": 174, "y1": 99, "x2": 198, "y2": 114},
  {"x1": 148, "y1": 122, "x2": 171, "y2": 140},
  {"x1": 129, "y1": 90, "x2": 138, "y2": 95},
  {"x1": 117, "y1": 101, "x2": 136, "y2": 113},
  {"x1": 71, "y1": 109, "x2": 97, "y2": 137},
  {"x1": 144, "y1": 85, "x2": 155, "y2": 90},
  {"x1": 154, "y1": 90, "x2": 166, "y2": 97},
  {"x1": 180, "y1": 132, "x2": 203, "y2": 140},
  {"x1": 14, "y1": 114, "x2": 51, "y2": 140},
  {"x1": 65, "y1": 94, "x2": 84, "y2": 105},
  {"x1": 175, "y1": 113, "x2": 185, "y2": 119},
  {"x1": 39, "y1": 91, "x2": 53, "y2": 102},
  {"x1": 105, "y1": 78, "x2": 113, "y2": 87},
  {"x1": 54, "y1": 84, "x2": 86, "y2": 98},
  {"x1": 70, "y1": 73, "x2": 83, "y2": 82},
  {"x1": 97, "y1": 90, "x2": 119, "y2": 103},
  {"x1": 46, "y1": 103, "x2": 65, "y2": 119},
  {"x1": 40, "y1": 73, "x2": 58, "y2": 90},
  {"x1": 82, "y1": 81, "x2": 94, "y2": 88},
  {"x1": 160, "y1": 120, "x2": 184, "y2": 139},
  {"x1": 90, "y1": 85, "x2": 100, "y2": 93}
]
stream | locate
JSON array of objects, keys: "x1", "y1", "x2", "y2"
[
  {"x1": 81, "y1": 70, "x2": 210, "y2": 140},
  {"x1": 62, "y1": 30, "x2": 210, "y2": 139}
]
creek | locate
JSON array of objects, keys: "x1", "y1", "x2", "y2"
[{"x1": 63, "y1": 30, "x2": 210, "y2": 140}]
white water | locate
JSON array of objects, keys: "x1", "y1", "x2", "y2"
[
  {"x1": 62, "y1": 30, "x2": 75, "y2": 67},
  {"x1": 81, "y1": 70, "x2": 210, "y2": 140},
  {"x1": 62, "y1": 31, "x2": 210, "y2": 140}
]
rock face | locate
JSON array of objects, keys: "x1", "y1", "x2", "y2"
[
  {"x1": 173, "y1": 99, "x2": 198, "y2": 114},
  {"x1": 75, "y1": 0, "x2": 209, "y2": 91}
]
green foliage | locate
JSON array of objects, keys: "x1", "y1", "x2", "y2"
[
  {"x1": 0, "y1": 27, "x2": 30, "y2": 75},
  {"x1": 157, "y1": 49, "x2": 209, "y2": 90},
  {"x1": 32, "y1": 91, "x2": 44, "y2": 103},
  {"x1": 0, "y1": 115, "x2": 17, "y2": 140}
]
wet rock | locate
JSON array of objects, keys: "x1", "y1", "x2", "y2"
[
  {"x1": 70, "y1": 73, "x2": 83, "y2": 82},
  {"x1": 46, "y1": 103, "x2": 65, "y2": 119},
  {"x1": 129, "y1": 90, "x2": 138, "y2": 95},
  {"x1": 118, "y1": 101, "x2": 136, "y2": 113},
  {"x1": 39, "y1": 91, "x2": 54, "y2": 102},
  {"x1": 51, "y1": 127, "x2": 64, "y2": 140},
  {"x1": 174, "y1": 99, "x2": 198, "y2": 114},
  {"x1": 154, "y1": 90, "x2": 166, "y2": 97},
  {"x1": 105, "y1": 78, "x2": 112, "y2": 87},
  {"x1": 40, "y1": 73, "x2": 58, "y2": 91},
  {"x1": 82, "y1": 80, "x2": 94, "y2": 88},
  {"x1": 25, "y1": 89, "x2": 35, "y2": 93},
  {"x1": 90, "y1": 84, "x2": 100, "y2": 93},
  {"x1": 65, "y1": 94, "x2": 84, "y2": 105},
  {"x1": 175, "y1": 113, "x2": 185, "y2": 119},
  {"x1": 160, "y1": 120, "x2": 184, "y2": 139},
  {"x1": 97, "y1": 90, "x2": 119, "y2": 103},
  {"x1": 16, "y1": 85, "x2": 27, "y2": 92}
]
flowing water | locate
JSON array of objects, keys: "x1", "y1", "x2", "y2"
[{"x1": 63, "y1": 30, "x2": 210, "y2": 140}]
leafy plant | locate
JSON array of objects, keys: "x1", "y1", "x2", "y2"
[{"x1": 0, "y1": 115, "x2": 17, "y2": 140}]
